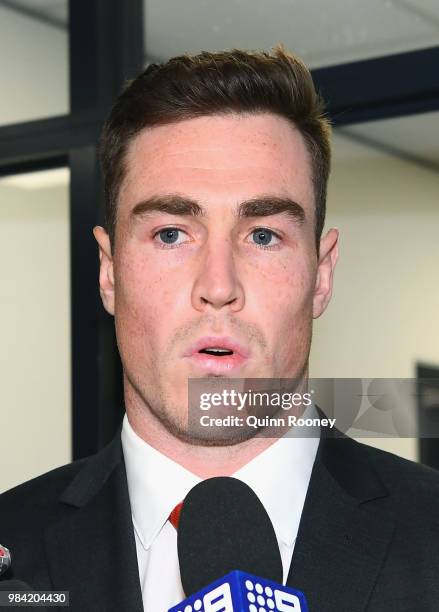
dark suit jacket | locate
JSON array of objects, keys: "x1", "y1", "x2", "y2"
[{"x1": 1, "y1": 428, "x2": 439, "y2": 611}]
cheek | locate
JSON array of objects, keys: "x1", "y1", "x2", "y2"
[
  {"x1": 270, "y1": 283, "x2": 314, "y2": 374},
  {"x1": 272, "y1": 281, "x2": 314, "y2": 344},
  {"x1": 246, "y1": 250, "x2": 315, "y2": 313},
  {"x1": 245, "y1": 255, "x2": 315, "y2": 361},
  {"x1": 113, "y1": 256, "x2": 174, "y2": 348}
]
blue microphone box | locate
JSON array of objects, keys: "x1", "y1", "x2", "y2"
[{"x1": 168, "y1": 570, "x2": 308, "y2": 611}]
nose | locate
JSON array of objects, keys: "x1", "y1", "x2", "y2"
[{"x1": 191, "y1": 240, "x2": 245, "y2": 312}]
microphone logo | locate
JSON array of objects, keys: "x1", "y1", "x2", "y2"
[
  {"x1": 0, "y1": 544, "x2": 11, "y2": 576},
  {"x1": 169, "y1": 570, "x2": 307, "y2": 611}
]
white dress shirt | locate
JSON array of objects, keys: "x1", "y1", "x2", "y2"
[{"x1": 121, "y1": 410, "x2": 319, "y2": 611}]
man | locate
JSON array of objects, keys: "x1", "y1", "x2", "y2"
[{"x1": 1, "y1": 45, "x2": 439, "y2": 611}]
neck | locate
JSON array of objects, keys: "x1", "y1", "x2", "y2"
[{"x1": 124, "y1": 374, "x2": 309, "y2": 479}]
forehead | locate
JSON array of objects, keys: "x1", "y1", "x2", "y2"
[{"x1": 120, "y1": 112, "x2": 314, "y2": 212}]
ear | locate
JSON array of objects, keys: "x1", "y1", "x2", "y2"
[
  {"x1": 313, "y1": 228, "x2": 339, "y2": 319},
  {"x1": 93, "y1": 226, "x2": 115, "y2": 316}
]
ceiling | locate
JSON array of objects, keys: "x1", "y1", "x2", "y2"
[
  {"x1": 142, "y1": 0, "x2": 439, "y2": 67},
  {"x1": 334, "y1": 111, "x2": 439, "y2": 172},
  {"x1": 2, "y1": 0, "x2": 439, "y2": 67}
]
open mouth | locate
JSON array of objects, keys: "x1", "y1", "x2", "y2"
[
  {"x1": 182, "y1": 336, "x2": 250, "y2": 373},
  {"x1": 198, "y1": 348, "x2": 234, "y2": 357}
]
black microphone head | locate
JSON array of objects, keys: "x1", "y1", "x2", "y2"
[{"x1": 178, "y1": 476, "x2": 283, "y2": 596}]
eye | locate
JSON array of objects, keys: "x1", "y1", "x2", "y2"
[
  {"x1": 154, "y1": 227, "x2": 189, "y2": 247},
  {"x1": 250, "y1": 227, "x2": 281, "y2": 248}
]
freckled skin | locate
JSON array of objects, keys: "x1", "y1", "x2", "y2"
[{"x1": 94, "y1": 113, "x2": 338, "y2": 475}]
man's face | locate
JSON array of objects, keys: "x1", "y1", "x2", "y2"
[{"x1": 94, "y1": 112, "x2": 338, "y2": 441}]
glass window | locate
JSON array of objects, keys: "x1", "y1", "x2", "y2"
[
  {"x1": 0, "y1": 167, "x2": 71, "y2": 492},
  {"x1": 0, "y1": 0, "x2": 68, "y2": 126}
]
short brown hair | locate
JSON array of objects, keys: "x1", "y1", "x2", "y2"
[{"x1": 100, "y1": 44, "x2": 331, "y2": 251}]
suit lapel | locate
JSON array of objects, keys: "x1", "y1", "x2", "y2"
[
  {"x1": 44, "y1": 433, "x2": 143, "y2": 612},
  {"x1": 41, "y1": 423, "x2": 395, "y2": 610},
  {"x1": 287, "y1": 431, "x2": 395, "y2": 611}
]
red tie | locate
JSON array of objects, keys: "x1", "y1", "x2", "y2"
[{"x1": 169, "y1": 501, "x2": 184, "y2": 530}]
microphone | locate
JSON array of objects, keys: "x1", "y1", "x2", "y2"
[
  {"x1": 0, "y1": 545, "x2": 11, "y2": 577},
  {"x1": 177, "y1": 477, "x2": 283, "y2": 596},
  {"x1": 173, "y1": 477, "x2": 308, "y2": 611},
  {"x1": 168, "y1": 570, "x2": 308, "y2": 611}
]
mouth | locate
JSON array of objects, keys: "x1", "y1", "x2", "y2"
[
  {"x1": 182, "y1": 336, "x2": 250, "y2": 374},
  {"x1": 198, "y1": 347, "x2": 234, "y2": 356}
]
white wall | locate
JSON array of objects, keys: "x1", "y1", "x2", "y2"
[
  {"x1": 0, "y1": 171, "x2": 71, "y2": 493},
  {"x1": 310, "y1": 132, "x2": 439, "y2": 461}
]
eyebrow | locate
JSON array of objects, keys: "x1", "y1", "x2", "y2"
[{"x1": 130, "y1": 194, "x2": 306, "y2": 224}]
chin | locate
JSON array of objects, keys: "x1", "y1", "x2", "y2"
[{"x1": 168, "y1": 424, "x2": 259, "y2": 447}]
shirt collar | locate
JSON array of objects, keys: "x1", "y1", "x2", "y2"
[
  {"x1": 122, "y1": 414, "x2": 201, "y2": 550},
  {"x1": 122, "y1": 405, "x2": 319, "y2": 551}
]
